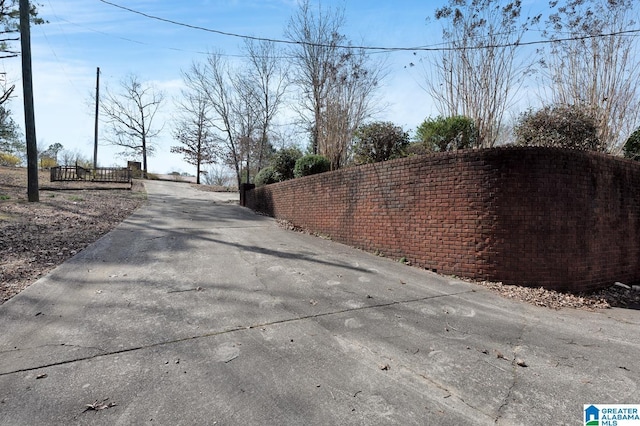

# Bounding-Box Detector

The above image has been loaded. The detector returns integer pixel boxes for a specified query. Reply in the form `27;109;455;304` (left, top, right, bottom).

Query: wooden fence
50;165;132;184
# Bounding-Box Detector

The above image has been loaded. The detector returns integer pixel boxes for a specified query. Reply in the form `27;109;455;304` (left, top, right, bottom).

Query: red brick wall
245;147;640;292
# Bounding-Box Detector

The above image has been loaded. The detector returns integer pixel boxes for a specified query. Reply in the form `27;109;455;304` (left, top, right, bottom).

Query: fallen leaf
515;359;528;367
83;399;117;412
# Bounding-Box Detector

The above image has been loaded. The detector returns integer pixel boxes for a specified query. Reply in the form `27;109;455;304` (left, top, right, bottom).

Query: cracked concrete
494;363;518;424
1;180;639;425
493;311;529;424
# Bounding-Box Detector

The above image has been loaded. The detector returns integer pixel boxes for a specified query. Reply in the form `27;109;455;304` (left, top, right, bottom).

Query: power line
98;0;640;53
48;15;249;58
96;0;428;52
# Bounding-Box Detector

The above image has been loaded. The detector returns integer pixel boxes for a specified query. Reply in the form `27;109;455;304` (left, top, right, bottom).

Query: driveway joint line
0;289;474;377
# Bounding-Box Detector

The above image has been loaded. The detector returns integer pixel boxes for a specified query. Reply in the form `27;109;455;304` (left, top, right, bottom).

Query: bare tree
202;164;235;187
426;0;540;147
243;39;288;171
100;74;165;177
321;47;383;169
0;74;14;106
183;43;288;188
231;71;261;183
285;0;383;169
184;54;246;188
59;148;92;168
540;0;640;153
170;88;219;184
285;0;345;156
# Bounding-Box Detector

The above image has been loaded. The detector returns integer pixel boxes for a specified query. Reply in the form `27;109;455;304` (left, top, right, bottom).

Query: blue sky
5;0;547;174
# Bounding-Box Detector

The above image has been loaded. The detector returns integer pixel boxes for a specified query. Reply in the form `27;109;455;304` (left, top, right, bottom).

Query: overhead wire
96;0;448;53
47;15;268;59
97;0;640;53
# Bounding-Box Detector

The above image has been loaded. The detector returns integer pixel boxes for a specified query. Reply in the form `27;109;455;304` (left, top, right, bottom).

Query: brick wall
245;147;640;293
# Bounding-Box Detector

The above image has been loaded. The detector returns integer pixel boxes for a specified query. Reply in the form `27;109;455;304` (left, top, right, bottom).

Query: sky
4;0;548;175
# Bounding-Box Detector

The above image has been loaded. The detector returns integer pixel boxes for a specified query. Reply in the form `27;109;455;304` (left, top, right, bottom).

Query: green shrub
415;116;479;152
272;147;302;181
254;166;281;186
294;154;331;178
514;104;604;152
0;152;21;167
352;121;409;165
623;128;640;161
405;143;430;156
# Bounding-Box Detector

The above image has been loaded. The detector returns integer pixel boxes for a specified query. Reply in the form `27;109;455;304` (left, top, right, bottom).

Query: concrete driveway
0;180;638;425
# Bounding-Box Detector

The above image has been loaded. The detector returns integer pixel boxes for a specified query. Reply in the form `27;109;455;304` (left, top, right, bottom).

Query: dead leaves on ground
0;167;145;304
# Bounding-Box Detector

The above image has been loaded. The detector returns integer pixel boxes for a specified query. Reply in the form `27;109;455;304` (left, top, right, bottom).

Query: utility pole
20;0;38;202
93;67;100;170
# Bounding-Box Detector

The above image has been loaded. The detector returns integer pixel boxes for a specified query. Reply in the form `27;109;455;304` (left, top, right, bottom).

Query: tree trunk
142;134;148;179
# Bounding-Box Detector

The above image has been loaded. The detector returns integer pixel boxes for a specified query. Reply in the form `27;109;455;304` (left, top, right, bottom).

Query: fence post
240;183;255;207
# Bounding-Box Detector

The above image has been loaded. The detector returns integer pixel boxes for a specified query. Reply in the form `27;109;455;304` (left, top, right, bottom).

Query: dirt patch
0;166;146;304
